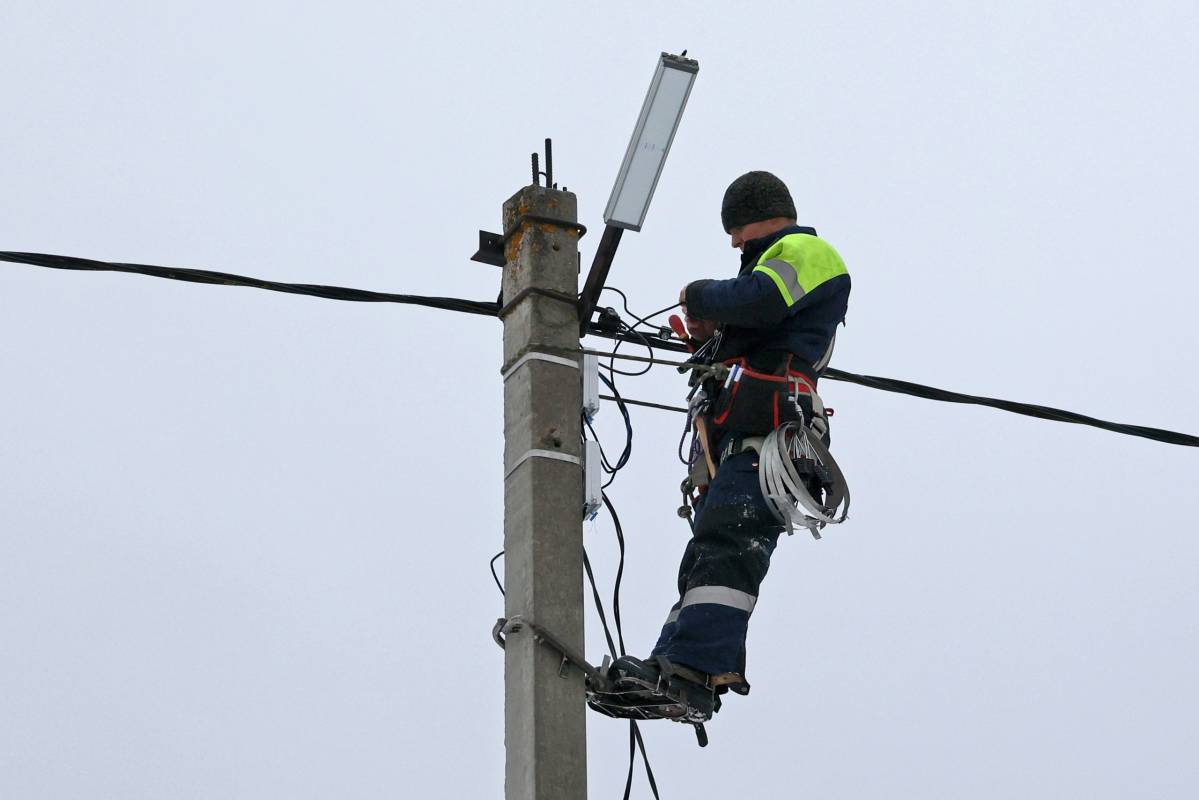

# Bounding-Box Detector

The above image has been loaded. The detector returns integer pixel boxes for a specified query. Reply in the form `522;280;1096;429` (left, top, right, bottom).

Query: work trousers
651;450;784;677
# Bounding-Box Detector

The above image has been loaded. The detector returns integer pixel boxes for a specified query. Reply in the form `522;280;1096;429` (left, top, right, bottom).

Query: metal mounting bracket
492;615;607;686
471;230;506;267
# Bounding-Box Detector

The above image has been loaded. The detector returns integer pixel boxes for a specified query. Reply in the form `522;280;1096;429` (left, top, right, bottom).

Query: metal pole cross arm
577;225;624;336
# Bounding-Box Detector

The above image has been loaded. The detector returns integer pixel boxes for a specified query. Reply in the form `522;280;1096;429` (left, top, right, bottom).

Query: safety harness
678;330;850;538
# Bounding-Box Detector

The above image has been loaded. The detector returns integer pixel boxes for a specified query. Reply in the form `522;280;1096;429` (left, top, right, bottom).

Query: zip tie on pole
501;351;580;382
496;286;579;319
504;448;582;479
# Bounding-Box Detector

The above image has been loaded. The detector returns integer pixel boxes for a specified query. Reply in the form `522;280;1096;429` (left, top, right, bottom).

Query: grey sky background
2;2;1197;798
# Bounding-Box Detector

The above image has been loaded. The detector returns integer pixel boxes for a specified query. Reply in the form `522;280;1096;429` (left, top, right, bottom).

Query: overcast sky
3;2;1197;798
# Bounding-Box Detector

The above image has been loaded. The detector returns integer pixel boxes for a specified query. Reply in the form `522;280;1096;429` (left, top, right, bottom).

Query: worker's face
727;218;793;251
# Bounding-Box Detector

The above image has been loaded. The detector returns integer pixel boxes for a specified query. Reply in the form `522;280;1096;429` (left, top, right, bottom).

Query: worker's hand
679;284;715;341
685;316;716;343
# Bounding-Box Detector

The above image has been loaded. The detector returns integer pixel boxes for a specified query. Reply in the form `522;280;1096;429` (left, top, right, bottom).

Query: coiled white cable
758;421;850;538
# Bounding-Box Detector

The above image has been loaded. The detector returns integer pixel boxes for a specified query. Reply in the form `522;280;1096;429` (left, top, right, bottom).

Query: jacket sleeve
684;272;790;328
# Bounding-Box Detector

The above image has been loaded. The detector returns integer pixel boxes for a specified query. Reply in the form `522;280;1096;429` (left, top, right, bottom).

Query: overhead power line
0;250;499;317
4;249;1196;448
584;330;1199;449
821;369;1199;447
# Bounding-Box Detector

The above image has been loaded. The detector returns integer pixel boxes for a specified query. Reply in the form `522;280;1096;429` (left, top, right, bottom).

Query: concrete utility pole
500;184;587;800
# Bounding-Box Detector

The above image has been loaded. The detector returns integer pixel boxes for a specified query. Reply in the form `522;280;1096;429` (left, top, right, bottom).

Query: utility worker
594;171;851;723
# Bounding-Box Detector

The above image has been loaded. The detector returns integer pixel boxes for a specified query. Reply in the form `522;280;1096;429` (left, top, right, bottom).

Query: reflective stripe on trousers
664;585;758;624
652;451;782;676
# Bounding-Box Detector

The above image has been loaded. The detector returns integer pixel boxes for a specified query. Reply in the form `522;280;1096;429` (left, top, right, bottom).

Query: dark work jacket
684;225;851;379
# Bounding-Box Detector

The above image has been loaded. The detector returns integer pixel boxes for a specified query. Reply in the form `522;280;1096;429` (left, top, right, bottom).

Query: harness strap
719;434;765;465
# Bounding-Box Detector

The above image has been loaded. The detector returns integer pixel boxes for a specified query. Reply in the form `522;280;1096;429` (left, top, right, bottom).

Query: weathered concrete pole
500;184;587;800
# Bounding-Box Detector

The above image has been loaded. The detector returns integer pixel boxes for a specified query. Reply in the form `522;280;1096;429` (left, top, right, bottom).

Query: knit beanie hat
720;171;796;232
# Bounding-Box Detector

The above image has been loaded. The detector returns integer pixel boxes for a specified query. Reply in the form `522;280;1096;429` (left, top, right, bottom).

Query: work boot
710;671;751;696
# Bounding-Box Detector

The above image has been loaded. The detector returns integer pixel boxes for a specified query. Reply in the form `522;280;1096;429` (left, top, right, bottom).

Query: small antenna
531;152;540;187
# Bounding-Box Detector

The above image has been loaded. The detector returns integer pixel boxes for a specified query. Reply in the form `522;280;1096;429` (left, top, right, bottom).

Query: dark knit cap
720;171;796;232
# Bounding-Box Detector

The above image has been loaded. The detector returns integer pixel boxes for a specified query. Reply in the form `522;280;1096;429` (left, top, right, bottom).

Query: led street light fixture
603;52;699;232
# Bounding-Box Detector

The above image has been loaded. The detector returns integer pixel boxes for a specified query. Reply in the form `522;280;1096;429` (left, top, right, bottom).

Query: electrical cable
1;251;500;316
492;538;658;799
601;288;680;336
822;368;1199;448
490;551;505;596
606;325;656;377
595;374;633;487
584;496;662;800
586;417;628;489
603;287;677;333
600;395;688;414
587;420;618;474
600;287;658;378
10;248;1189;447
582;345;660;800
626;723;661;800
582;326;1199;448
583;548;621;660
636;301;683;328
606;337;656;377
602;493;629;658
491;502;657;798
583;349;689;368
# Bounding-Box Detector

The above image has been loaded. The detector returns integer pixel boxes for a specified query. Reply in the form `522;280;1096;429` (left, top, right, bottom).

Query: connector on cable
595;307;623;333
584;440;603;520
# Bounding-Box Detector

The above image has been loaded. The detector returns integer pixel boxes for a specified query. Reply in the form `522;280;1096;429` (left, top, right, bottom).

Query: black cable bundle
0;251;500;316
6;248;1195;447
580;288;667;799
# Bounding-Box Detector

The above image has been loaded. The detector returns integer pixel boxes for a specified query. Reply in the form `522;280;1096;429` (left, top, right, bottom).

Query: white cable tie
502;352;580;382
505;448;582;478
758;423;848;535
